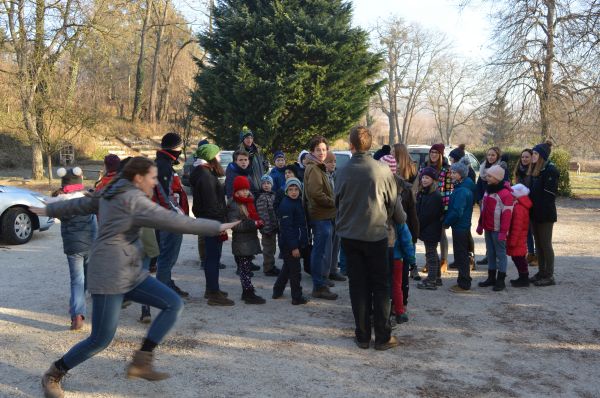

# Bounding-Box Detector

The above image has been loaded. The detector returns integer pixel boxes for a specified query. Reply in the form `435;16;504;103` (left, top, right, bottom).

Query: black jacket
190;165;226;222
396;176;419;244
530;161;559;223
416;188;443;243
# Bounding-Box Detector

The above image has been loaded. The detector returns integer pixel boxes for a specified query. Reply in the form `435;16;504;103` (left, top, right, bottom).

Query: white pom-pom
72;167;83;176
56;168;67;178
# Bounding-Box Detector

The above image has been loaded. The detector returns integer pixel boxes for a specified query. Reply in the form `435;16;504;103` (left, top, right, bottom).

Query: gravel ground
1;199;599;398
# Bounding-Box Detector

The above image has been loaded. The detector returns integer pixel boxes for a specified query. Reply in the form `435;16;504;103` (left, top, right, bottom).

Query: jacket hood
511;183;530;198
102;178;137;200
456;177;475;190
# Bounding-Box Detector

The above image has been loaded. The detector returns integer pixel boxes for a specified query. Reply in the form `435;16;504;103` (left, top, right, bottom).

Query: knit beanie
450;156;470;179
260;174;273;186
430;143;445;154
104;154;121;173
448;144;466;162
325;151;336;163
373;145;391;160
233;176;250;192
273;151;285;161
195;144;220;161
57;167;83;188
532;141;552;161
486;164;505;181
239;126;254;142
420;166;438;180
197;138;209;148
285;177;302;194
380;154;397;174
161;132;183;149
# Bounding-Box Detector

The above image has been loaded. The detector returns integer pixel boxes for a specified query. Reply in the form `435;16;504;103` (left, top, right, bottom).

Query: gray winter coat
45;179;221;294
227;200;262;257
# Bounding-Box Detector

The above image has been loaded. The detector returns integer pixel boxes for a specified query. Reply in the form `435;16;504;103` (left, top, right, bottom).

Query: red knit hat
233;176;250;192
430;143;445;154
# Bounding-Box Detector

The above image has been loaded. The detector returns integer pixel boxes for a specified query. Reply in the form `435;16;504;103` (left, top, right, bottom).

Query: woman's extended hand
219;221;241;232
29;206;47;216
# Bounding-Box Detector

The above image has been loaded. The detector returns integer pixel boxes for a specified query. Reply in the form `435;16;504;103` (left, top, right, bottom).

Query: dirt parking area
1;198;599;397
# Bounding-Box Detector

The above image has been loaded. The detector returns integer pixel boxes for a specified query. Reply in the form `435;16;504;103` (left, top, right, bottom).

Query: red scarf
233;195;260;221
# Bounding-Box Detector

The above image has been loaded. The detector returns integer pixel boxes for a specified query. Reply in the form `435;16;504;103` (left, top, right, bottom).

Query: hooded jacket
303;156;336;221
47;191;97;255
444;177;475;232
507;184;533;257
45;179;221;294
529;161;559;223
277;195;309;251
190;165;227;222
224;162;254;198
269;166;286;192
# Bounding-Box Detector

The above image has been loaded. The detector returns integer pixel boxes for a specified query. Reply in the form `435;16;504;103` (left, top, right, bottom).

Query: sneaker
292;296;309;305
172;284;189;298
311;286;338;300
476;256;488;265
264;267;280;277
449;284;471;294
206;291;235;306
435;278;443;286
70;315;84;330
417;280;437;290
374;336;399;351
329;272;347;282
139;306;151;323
354;338;370;349
242;289;266;304
533;277;556;287
395;313;409;324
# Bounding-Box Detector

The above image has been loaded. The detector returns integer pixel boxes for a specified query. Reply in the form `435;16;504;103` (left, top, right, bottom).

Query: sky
174;0;493;59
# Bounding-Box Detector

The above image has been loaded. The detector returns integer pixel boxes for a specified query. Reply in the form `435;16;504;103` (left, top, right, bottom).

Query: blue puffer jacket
444;177;475;232
49;192;97;255
277;195;308;251
269;166;286;192
224;162;254;198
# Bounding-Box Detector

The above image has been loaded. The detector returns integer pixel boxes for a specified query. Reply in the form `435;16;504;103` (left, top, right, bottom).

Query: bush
470;146;572;197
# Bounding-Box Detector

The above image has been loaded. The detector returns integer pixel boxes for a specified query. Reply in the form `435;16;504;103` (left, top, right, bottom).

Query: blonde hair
418;176;438;194
393;143;417;180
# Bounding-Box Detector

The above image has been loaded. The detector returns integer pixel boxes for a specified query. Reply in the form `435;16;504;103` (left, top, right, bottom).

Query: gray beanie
450;156;470;179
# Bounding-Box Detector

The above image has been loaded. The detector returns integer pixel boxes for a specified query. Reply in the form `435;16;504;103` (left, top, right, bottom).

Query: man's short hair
233;149;249;161
349;126;372;152
308;135;329;152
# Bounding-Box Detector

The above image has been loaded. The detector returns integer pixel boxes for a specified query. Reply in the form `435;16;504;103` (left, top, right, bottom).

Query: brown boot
41;363;66;398
206;291;235;306
440;259;448;274
527;253;539;267
70;315;84;331
126;350;170;381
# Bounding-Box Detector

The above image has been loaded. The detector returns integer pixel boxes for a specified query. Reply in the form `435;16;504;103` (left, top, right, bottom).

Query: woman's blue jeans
66;253;89;319
62;276;184;369
310;220;333;289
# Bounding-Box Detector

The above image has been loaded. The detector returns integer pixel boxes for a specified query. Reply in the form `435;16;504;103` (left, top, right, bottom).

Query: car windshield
219;152;233;169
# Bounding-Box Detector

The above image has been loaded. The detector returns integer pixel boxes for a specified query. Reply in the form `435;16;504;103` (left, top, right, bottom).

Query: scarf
305;152;324;165
233;194;260;221
63;184;85;193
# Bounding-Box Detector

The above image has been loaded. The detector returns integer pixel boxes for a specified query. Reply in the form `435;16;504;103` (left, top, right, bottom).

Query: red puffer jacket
507;187;532;257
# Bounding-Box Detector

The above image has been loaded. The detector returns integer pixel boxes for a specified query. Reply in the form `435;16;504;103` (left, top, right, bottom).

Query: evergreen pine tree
190;0;382;152
484;94;514;145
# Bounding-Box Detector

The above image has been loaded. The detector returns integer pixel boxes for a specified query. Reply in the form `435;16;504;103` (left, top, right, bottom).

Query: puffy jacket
478;181;514;239
444;177;475;232
476;159;509;203
416;188;443;243
304;159;336;221
47;192;98;255
397;177;419;244
153;150;189;215
190;165;227;222
269;166;287;192
224;162;254;198
256;190;278;234
507;186;532;257
529;161;559;223
227;200;262;256
277;195;309;251
95;171;117;192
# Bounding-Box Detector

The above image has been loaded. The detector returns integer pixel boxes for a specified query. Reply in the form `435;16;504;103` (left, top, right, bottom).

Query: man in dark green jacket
335;126;398;351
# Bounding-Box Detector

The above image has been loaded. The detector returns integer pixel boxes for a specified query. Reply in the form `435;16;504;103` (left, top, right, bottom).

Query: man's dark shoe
476;256;488;265
242;289;266;304
354;338;370;349
203;290;229;299
172;284;189;298
206;291;235;306
375;336;399;351
292;296;309;305
529;272;543;283
533;277;556;287
329;272;347;282
264;267;280;277
311;286;338;300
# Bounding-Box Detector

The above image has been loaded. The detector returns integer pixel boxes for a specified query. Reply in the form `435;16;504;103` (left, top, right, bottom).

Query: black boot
493;272;506;291
510;273;530;287
242;289;266;304
478;269;497;287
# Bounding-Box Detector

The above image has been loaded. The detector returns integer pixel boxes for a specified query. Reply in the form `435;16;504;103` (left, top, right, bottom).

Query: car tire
1;207;34;244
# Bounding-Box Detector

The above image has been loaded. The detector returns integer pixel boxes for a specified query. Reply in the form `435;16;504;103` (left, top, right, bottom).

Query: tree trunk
148;0;169;123
541;0;556;140
32;140;45;180
132;0;153;122
46;152;53;184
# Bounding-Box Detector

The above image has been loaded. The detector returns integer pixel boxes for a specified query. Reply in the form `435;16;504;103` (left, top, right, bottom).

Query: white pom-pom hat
58;167;84;188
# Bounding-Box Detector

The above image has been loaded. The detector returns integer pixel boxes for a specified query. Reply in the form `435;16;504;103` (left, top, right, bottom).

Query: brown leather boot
70;315;84;331
440;259;448;274
41;363;66;398
126;350;170;381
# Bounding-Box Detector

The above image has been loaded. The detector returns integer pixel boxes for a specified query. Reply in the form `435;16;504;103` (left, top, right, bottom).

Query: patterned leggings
235;256;254;290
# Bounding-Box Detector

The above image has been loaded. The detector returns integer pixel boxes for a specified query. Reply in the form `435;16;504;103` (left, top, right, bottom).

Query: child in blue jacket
272;178;309;305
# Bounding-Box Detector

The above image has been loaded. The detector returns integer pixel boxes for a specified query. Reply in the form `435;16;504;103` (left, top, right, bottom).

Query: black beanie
161;132;183;150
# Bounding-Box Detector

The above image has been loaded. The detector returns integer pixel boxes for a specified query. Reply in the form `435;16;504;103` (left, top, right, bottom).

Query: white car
407;145;480;176
0;185;54;244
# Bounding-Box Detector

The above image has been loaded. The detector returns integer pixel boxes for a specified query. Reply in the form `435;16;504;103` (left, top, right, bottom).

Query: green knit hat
195;144;220;161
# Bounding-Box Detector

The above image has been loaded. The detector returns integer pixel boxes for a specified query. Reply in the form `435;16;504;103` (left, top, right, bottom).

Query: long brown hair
393;143;417;180
207;158;225;177
513;149;532;181
530;141;553;177
427;153;443;170
486;146;502;166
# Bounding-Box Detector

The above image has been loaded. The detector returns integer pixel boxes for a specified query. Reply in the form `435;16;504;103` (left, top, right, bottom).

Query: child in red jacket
476;165;514;291
507;184;532;287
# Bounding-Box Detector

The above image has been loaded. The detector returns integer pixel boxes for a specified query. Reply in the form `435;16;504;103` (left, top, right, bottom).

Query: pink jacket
477;181;514;241
507;184;532;257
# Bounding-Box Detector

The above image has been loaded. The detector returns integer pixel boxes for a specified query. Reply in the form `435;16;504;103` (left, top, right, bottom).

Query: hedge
470;147;571;197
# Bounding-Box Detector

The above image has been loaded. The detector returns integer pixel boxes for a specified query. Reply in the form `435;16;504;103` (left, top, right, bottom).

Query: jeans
310;220;333;289
341;237;391;345
66;253;89;318
62;276;183;369
532;222;555;277
440;228;448;261
484;231;507;272
339;246;347;274
204;236;223;292
452;229;472;289
156;230;183;287
273;249;303;300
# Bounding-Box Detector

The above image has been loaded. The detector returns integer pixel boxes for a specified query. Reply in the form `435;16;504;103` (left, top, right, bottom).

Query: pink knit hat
486;164;505;181
380;154;397;174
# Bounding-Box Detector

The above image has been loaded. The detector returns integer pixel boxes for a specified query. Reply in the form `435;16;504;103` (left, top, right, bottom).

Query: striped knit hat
380;154;397;174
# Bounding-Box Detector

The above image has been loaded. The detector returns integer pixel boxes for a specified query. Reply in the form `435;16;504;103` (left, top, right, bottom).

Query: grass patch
571;172;600;198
